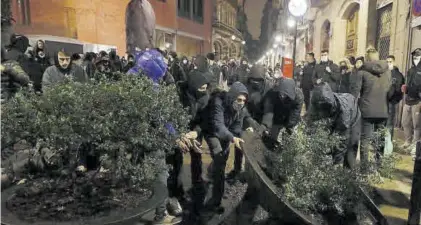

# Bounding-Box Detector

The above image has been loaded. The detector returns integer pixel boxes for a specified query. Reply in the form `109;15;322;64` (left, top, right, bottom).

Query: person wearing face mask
301;52;317;111
122;53;135;73
401;48;421;160
167;51;186;84
385;55;404;140
352;47;392;171
180;56;190;76
337;57;354;94
201;81;258;216
234;57;251;85
42;50;87;88
306;83;361;168
355;56;364;70
313;50;341;92
206;52;222;92
261;77;304;142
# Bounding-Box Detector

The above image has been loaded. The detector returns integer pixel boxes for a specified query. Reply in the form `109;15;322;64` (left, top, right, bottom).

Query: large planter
1;181;166;225
241;133;389;225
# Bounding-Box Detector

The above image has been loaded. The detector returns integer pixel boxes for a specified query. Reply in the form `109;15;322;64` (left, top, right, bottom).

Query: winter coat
309;83;361;133
169;58;187;83
1;60;30;103
81;60;96;79
352;60;392;119
206;82;255;141
389;66;405;105
337;70;354;94
35;55;52;73
42;64;88;88
404;63;421;105
24;58;44;92
301;61;316;90
262;77;304;130
246;65;275;122
313;60;341;92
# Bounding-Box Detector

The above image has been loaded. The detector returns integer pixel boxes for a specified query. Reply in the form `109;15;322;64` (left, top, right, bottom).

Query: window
16;0;31;25
177;0;203;23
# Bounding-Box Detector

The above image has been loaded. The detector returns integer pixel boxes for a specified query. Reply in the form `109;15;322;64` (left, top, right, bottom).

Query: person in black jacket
203;82;256;213
262;77;304;142
386;55;405;139
82;52;97;78
180;55;190;76
24;49;44;93
337;57;355;94
109;49;122;72
307;83;361;168
168;51;187;83
313;50;341;92
234;57;250;85
34;40;52;73
301;52;317;110
402;48;421;159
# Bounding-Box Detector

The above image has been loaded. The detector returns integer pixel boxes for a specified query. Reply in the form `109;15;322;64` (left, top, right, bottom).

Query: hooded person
337;57;355;94
122;53;135;73
168;51;187;83
109;49;122;72
262;77;304;142
352;47;392;170
234;57;250;85
402;48;421;159
307;83;361;168
42;50;88;88
81;52;96;78
7;34;30;63
1;47;30;103
201;81;258;214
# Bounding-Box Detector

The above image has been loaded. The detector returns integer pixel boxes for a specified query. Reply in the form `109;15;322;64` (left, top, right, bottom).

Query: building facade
11;0;212;56
212;0;244;59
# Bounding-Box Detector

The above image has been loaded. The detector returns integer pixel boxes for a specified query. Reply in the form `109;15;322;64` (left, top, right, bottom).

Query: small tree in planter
1;74;189;222
264;121;395;224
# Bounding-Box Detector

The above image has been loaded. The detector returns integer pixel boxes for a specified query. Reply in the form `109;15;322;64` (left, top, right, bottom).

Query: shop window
193;0;203;23
177;0;190;18
16;0;31;25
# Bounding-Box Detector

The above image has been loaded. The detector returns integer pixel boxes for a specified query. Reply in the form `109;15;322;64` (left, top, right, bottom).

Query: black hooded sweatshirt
262;77;304;129
405;61;421;105
206;82;255;141
247;65;274;122
389;66;405;105
352;60;392;119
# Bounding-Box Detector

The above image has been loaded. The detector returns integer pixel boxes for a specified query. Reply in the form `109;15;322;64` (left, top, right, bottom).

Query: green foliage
265;121;395;217
1;74;190;187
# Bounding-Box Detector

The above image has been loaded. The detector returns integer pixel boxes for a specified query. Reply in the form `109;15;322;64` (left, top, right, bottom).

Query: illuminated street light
165;43;171;49
275;35;282;42
241;40;246;45
287;18;296;28
288;0;308;17
231;35;236;40
273;44;278;48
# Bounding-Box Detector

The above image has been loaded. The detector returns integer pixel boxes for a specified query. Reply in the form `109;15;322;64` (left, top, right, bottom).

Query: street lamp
273;44;278;49
241;40;246;45
165;43;171;49
275;35;282;42
288;0;308;76
231;35;236;40
287;18;296;28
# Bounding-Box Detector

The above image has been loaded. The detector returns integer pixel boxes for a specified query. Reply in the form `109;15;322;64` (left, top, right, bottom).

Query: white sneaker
167;198;183;216
153;211;182;225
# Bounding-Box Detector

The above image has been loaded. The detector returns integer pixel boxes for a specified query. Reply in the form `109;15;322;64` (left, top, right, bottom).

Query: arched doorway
214;41;222;56
320;20;331;52
343;4;360;57
229;43;237;58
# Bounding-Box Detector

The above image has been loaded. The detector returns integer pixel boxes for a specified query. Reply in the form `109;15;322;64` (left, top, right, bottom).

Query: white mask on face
183;59;188;64
388;64;394;70
321;56;328;62
414;56;421;66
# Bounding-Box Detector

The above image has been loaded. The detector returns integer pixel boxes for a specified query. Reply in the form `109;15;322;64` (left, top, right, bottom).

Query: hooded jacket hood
310;83;336;115
194;56;209;73
228;82;248;103
248;65;265;80
273;77;296;100
53;51;73;74
187;71;209;92
361;60;388;76
10;34;29;53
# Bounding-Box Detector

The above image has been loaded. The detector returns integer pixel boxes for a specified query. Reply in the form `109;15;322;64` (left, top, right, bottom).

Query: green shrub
264;121;395;218
1;74;190;220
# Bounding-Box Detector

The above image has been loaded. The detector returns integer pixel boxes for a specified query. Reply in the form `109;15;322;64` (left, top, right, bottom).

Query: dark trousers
166;148;184;199
205;136;230;207
233;147;243;173
360;118;387;169
303;88;312;111
387;103;397;139
344;118;361;169
190;148;206;214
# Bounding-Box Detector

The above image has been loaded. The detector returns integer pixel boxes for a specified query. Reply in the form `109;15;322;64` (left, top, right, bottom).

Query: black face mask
250;80;263;90
195;90;208;99
278;93;292;104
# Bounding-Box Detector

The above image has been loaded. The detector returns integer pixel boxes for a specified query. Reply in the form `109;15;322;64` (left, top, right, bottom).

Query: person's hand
232;137;245;150
185;131;198;140
176;139;189;153
326;66;331;73
191;140;204;154
401;84;407;93
246;127;254;133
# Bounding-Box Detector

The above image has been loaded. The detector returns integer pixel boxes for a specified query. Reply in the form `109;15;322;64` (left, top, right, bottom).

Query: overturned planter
1;180;166;225
241;133;389;225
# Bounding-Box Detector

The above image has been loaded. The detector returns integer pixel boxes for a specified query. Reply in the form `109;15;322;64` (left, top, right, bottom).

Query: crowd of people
2;32;421;225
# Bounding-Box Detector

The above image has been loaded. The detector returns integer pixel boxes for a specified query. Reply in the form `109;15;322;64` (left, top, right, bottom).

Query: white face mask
414;56;421;66
388;64;394;70
183;59;188;64
321;56;328;62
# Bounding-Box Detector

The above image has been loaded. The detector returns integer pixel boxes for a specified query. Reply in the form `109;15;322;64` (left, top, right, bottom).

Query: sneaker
153;213;182;225
167;198;183;216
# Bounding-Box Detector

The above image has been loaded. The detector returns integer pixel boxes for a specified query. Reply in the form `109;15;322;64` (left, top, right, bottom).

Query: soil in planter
6;171;152;223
